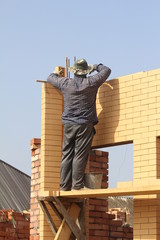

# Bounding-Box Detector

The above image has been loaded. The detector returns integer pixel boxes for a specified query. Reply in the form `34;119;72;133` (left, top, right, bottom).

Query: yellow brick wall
93;69;160;239
40;68;160;239
41;83;63;192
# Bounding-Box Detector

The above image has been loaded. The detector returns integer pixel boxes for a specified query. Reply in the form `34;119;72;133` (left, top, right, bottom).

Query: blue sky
0;0;160;187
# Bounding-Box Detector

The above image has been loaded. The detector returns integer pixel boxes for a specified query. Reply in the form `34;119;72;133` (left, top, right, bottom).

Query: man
47;59;111;191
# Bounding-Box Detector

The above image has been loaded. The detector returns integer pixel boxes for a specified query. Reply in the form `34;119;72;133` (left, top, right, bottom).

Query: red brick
30;138;41;145
34;161;41;167
33;209;40;216
31;167;39;174
89;199;108;206
31;203;38;210
89;167;108;174
89;229;109;237
89;217;110;224
34;185;40;191
89;237;109;240
94;150;103;156
101;182;108;188
89;205;108;212
89;224;109;230
31;162;35;168
30;236;40;240
110;231;124;238
30;229;37;235
30;216;38;224
34;173;40;179
34;149;40;155
33;221;39;228
95;156;108;163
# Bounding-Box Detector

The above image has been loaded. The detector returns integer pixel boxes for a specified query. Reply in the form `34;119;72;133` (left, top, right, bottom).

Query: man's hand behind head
53;66;65;77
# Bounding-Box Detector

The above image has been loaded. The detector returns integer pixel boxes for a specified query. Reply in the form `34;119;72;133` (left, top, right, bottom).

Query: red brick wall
88;150;133;240
0;210;30;240
30;138;41;240
88;150;109;239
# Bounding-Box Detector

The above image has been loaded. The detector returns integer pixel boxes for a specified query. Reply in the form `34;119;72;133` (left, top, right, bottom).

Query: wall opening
99;143;133;188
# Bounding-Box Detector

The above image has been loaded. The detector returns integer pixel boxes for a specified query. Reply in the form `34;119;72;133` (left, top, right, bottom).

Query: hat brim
69;65;93;75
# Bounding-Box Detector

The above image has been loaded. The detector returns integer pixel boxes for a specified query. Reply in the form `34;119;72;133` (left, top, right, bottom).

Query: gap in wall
99;143;133;188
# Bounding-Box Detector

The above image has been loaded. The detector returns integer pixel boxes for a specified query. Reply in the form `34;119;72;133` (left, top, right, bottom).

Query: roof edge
0;159;31;179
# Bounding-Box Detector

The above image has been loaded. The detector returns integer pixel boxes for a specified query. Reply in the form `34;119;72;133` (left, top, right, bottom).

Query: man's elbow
106;67;111;79
47;73;57;85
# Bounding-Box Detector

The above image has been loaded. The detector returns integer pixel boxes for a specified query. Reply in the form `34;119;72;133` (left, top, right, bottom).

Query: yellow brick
41;177;60;183
133;101;141;108
41;150;62;157
41;137;62;145
41;118;62;126
42;102;63;110
134;167;141;173
42;183;60;188
140;82;150;91
125;101;136;108
149;171;157;177
148;160;157;167
42;131;62;139
133;234;141;239
43;172;60;177
149;228;157;234
141;235;157;240
132;89;141;96
119;73;133;81
41;90;62;99
133;71;148;79
139;229;149;234
132;123;141;130
42;97;62;105
148;68;160;76
141;98;150;105
134;172;149;178
141;165;156;172
134;93;148;102
148;148;156;155
142;223;156;229
149;114;158;121
134;217;149;223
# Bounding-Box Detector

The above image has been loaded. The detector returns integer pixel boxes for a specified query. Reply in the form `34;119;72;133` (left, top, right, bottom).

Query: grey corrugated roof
0;159;31;212
108;196;133;226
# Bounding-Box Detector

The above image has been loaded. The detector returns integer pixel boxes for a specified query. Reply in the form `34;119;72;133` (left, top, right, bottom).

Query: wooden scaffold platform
38;179;160;240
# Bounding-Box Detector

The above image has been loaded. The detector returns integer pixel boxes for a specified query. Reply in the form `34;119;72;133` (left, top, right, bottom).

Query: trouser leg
60;125;75;191
72;124;95;190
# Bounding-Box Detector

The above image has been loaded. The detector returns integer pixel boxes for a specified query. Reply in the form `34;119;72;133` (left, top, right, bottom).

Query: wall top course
115;67;160;81
30;138;41;146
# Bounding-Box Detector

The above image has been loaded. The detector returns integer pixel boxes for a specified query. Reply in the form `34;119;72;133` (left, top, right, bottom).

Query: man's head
69;59;93;76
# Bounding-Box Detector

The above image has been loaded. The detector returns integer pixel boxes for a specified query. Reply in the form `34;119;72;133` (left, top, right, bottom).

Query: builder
47;59;111;191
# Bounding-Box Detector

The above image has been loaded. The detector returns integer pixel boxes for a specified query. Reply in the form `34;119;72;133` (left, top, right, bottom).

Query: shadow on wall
95;79;120;147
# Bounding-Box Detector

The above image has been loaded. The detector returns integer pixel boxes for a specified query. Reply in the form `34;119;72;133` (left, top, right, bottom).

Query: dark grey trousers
60;124;95;190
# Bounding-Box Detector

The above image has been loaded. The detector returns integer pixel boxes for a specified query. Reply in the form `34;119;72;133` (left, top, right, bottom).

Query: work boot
71;186;90;191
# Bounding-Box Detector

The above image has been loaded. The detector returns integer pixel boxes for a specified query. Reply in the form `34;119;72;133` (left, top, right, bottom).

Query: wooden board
39;180;160;199
54;203;80;240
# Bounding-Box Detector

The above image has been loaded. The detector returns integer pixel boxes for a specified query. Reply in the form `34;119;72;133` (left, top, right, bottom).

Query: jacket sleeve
88;64;111;87
47;73;62;90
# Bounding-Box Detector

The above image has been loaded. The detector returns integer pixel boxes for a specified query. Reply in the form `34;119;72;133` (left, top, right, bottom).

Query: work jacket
47;64;111;125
